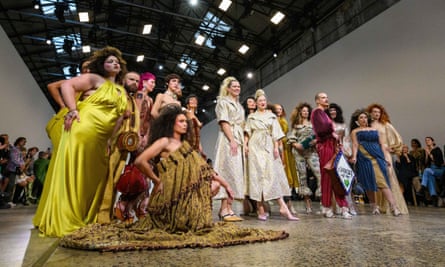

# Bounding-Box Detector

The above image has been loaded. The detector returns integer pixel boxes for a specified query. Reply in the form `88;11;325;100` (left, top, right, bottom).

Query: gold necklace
165;90;177;100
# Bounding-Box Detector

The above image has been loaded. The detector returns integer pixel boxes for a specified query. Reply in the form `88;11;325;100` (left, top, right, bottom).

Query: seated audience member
395;144;419;205
13;147;35;205
32;151;50;201
0;134;10;192
3;137;27;206
419;137;444;206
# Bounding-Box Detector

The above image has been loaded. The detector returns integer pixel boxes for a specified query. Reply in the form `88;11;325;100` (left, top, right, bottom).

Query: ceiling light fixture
189;0;198;6
179;62;187;69
142;24;152;35
238;44;250;55
202;84;210;91
217;68;226;76
82;45;91;53
246;72;253;79
195;34;206;46
136;55;144;62
270;11;285;25
218;0;232;12
78;12;89;22
32;0;40;10
45;38;52;45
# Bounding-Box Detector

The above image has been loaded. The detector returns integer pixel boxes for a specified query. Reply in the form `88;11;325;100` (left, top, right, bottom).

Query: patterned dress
60;141;289;251
213;96;245;199
33;80;128;237
245;111;289;201
289;123;321;196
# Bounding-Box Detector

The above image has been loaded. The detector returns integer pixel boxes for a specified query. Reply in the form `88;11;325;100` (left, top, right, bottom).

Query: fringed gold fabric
60;142;288;251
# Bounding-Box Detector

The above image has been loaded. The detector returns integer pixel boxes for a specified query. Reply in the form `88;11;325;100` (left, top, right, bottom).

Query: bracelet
64;110;78;119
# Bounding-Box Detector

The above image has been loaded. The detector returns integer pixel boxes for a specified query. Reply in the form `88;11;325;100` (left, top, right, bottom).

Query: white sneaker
323;207;334;218
7;202;16;207
341;211;353;219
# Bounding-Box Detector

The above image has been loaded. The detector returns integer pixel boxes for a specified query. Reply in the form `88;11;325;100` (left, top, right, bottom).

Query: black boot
431;195;439;207
416;185;427;197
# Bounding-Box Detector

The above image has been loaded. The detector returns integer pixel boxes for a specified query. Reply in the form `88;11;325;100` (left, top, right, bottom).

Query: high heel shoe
280;210;299;221
257;213;268;221
219;210;244;222
115;201;134;223
372;205;380;215
392;207;401;217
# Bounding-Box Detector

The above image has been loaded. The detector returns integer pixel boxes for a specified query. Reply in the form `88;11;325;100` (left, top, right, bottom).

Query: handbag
117;97;139;152
323;149;355;195
116;164;148;196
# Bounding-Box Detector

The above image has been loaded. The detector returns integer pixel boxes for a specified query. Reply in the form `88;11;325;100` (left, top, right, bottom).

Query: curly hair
290;102;312;127
349;109;371;132
87;46;127;84
218;76;239;97
148;104;189;146
366;103;391;123
327;103;344;123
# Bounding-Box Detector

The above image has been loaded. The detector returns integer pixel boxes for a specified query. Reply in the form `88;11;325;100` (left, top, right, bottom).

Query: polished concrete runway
1;200;445;267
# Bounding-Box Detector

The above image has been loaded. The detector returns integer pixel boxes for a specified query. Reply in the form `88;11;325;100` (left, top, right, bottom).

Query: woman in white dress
244;89;299;221
213;77;245;222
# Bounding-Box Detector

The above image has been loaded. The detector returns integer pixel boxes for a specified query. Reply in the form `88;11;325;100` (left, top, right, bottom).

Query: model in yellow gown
33;80;127;237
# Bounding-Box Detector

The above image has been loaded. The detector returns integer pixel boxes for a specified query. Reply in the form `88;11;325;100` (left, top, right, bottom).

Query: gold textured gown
60;142;288;251
372;121;409;214
278;116;299;188
33;80;127;237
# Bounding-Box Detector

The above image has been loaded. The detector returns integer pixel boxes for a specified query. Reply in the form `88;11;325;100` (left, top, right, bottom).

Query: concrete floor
2;200;445;267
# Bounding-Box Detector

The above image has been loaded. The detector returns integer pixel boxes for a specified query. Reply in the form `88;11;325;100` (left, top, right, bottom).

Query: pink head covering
138;72;156;91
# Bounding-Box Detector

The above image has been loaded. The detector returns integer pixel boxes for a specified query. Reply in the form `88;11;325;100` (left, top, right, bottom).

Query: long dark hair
327;103;344;123
349;109;371;132
148;104;189;146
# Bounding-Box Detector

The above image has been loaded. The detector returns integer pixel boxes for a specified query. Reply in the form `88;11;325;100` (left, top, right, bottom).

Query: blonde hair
219;76;238;97
254;89;266;100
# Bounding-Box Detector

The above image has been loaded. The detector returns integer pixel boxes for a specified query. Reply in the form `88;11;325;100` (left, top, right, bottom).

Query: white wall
202;0;445;158
0;26;53;150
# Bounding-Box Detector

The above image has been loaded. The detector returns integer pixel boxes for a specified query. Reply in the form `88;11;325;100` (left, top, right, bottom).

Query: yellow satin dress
33;80;127;237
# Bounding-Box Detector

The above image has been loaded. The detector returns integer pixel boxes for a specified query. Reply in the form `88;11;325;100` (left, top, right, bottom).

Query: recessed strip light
270;11;285;25
78;12;89;22
217;68;226;76
142;24;152;35
238;44;250;54
202;84;210;91
218;0;232;11
82;45;91;53
136;55;144;62
195;34;205;46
